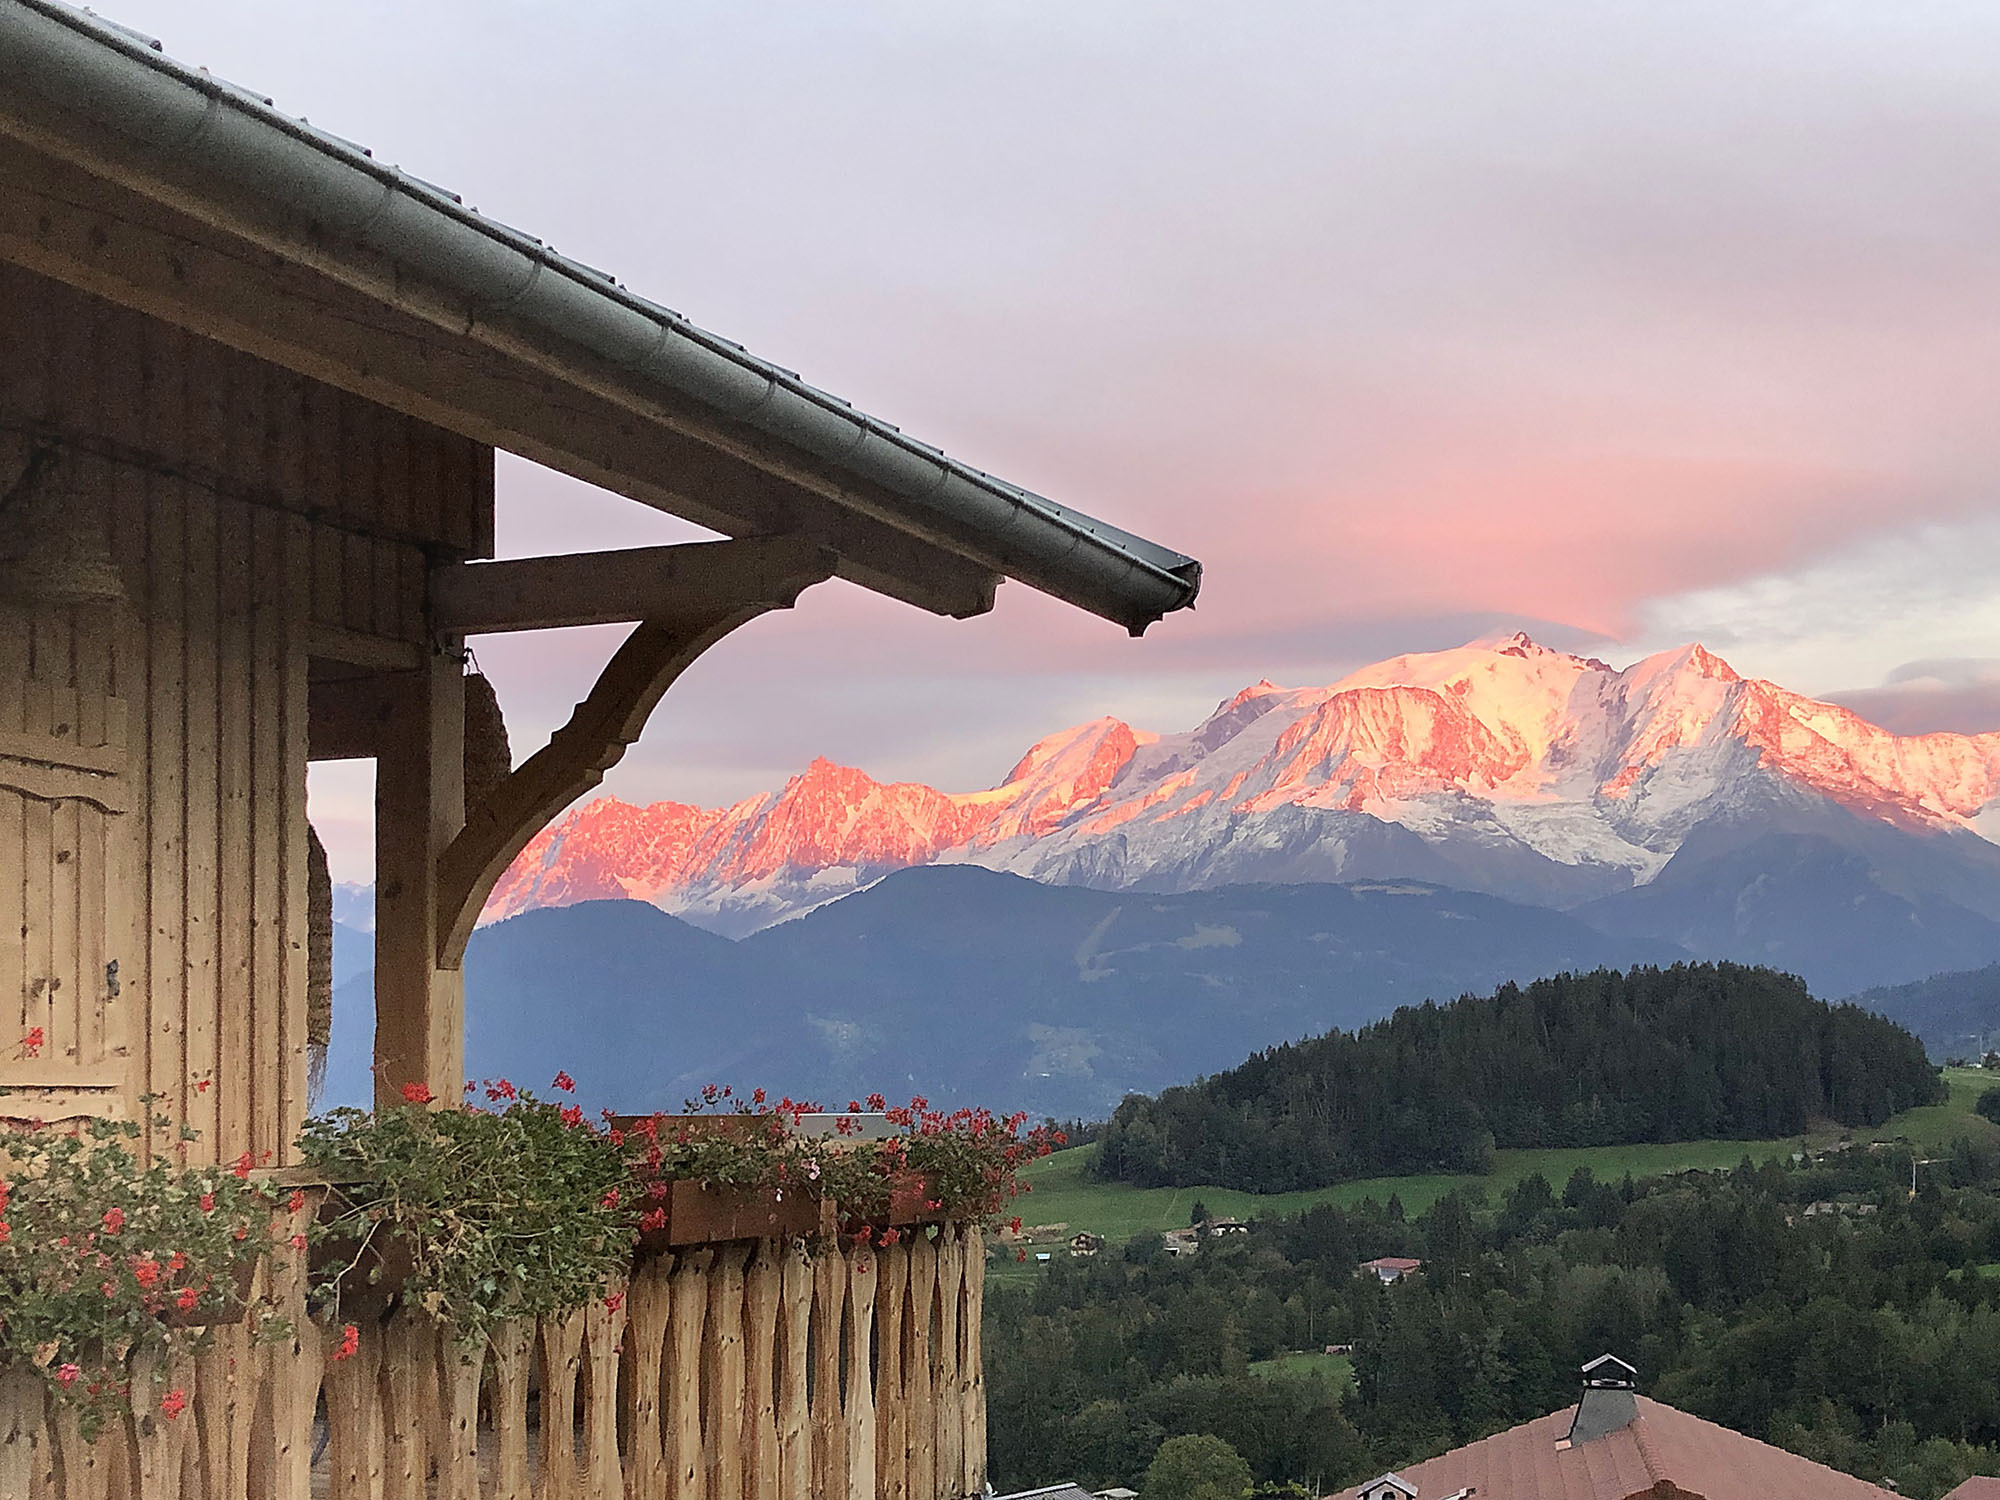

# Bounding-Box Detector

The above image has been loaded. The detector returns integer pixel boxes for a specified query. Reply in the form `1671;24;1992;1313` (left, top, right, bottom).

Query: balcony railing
2;1216;988;1500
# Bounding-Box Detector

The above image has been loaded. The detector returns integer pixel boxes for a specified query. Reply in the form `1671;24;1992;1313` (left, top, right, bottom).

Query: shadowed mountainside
324;867;1686;1119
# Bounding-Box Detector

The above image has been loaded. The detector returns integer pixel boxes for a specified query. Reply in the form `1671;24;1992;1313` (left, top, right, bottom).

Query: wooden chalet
0;2;1198;1495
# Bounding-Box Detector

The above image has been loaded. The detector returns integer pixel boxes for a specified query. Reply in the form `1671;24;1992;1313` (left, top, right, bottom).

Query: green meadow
1000;1066;1999;1257
1248;1350;1355;1392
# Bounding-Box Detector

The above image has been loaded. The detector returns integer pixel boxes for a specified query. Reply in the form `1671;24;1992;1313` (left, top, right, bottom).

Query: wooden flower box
636;1179;823;1251
309;1230;419;1318
158;1255;258;1327
887;1172;947;1227
840;1171;947;1232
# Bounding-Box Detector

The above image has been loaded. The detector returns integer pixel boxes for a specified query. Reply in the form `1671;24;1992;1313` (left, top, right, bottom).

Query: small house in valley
1361;1255;1424;1284
0;2;1198;1496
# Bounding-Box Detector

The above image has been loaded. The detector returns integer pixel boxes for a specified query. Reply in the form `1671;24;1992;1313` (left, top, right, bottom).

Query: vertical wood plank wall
0;262;493;1162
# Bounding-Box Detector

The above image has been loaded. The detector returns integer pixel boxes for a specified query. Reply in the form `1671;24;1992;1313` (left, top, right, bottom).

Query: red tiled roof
1944;1480;2000;1500
1392;1395;1890;1500
1362;1257;1423;1271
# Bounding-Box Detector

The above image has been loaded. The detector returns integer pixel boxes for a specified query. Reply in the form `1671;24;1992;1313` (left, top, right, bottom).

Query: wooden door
0;653;138;1120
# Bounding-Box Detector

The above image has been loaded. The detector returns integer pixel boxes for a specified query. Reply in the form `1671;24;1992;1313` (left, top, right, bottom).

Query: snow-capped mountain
484;634;2000;946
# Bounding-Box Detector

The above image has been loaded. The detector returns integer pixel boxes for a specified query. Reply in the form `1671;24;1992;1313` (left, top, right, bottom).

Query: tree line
985;1136;2000;1499
1095;963;1942;1191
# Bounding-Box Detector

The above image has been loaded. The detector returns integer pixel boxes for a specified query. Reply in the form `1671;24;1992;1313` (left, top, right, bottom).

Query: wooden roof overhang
0;0;1202;634
0;0;1202;1115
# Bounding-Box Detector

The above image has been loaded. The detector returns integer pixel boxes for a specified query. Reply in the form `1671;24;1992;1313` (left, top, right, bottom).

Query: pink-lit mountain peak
483;635;2000;936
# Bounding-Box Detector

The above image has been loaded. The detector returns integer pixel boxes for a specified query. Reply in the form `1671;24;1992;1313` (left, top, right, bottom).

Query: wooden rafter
431;536;838;967
431;537;838;636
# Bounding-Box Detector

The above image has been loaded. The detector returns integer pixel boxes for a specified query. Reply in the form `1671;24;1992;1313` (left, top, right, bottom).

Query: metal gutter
0;0;1202;634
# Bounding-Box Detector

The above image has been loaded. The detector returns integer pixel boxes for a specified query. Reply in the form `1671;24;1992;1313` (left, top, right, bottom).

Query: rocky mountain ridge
483;634;2000;938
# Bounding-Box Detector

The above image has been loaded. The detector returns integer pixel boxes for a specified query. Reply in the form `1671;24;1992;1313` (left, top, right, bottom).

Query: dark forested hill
1094;963;1944;1191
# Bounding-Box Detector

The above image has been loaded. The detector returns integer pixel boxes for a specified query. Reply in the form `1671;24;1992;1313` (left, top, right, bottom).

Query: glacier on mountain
481;633;2000;937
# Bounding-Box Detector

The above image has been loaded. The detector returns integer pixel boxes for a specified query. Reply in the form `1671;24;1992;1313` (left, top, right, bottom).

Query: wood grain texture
0;258;489;1155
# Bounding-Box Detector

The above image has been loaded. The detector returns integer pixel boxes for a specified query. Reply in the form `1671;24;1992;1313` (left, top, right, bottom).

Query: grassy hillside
1002;1066;1998;1261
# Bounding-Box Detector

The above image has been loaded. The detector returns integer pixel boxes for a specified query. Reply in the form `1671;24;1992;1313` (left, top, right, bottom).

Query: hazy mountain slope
321;869;1687;1120
1579;811;2000;995
1854;962;2000;1061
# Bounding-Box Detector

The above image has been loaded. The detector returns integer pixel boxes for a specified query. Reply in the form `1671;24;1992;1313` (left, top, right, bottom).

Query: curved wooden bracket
432;536;838;967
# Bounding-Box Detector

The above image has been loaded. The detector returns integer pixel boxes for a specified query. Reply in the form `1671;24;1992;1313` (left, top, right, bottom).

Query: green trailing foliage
296;1077;1060;1345
0;1103;288;1436
297;1079;636;1343
1096;963;1943;1191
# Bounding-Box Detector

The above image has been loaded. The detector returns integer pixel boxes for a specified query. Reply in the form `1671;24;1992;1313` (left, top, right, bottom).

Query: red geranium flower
330;1324;360;1362
400;1082;433;1105
552;1071;576;1093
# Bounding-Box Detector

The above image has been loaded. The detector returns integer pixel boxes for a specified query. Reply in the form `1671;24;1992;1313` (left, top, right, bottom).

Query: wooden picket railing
2;1218;988;1500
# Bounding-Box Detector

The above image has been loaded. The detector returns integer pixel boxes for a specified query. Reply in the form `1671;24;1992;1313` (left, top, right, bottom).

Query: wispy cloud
144;0;2000;873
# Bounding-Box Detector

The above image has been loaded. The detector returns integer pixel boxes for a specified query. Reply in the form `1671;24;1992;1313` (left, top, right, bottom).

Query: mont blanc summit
484;635;2000;952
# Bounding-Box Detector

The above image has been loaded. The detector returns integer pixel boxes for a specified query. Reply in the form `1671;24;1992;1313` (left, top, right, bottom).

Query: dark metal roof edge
0;0;1202;633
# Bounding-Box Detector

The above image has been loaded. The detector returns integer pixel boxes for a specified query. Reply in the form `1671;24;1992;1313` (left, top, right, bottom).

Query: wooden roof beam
431;536;838;968
430;537;837;635
0;132;1002;620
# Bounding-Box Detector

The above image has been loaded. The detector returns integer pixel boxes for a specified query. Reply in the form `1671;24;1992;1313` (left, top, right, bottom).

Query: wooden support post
844;1248;879;1500
810;1248;849;1500
875;1243;910;1500
538;1307;587;1500
935;1232;965;1495
488;1321;537;1500
584;1286;629;1500
906;1235;938;1500
371;649;465;1110
379;1314;431;1500
778;1242;815;1500
0;1369;48;1500
624;1255;675;1498
964;1226;987;1497
744;1241;785;1500
666;1249;713;1500
435;1328;485;1500
704;1246;749;1500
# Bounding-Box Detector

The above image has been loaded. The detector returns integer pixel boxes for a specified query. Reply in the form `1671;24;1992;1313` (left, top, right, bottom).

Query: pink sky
103;1;2000;879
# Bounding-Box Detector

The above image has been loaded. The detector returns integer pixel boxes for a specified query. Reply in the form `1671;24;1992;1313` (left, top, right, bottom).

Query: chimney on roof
1565;1354;1640;1445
